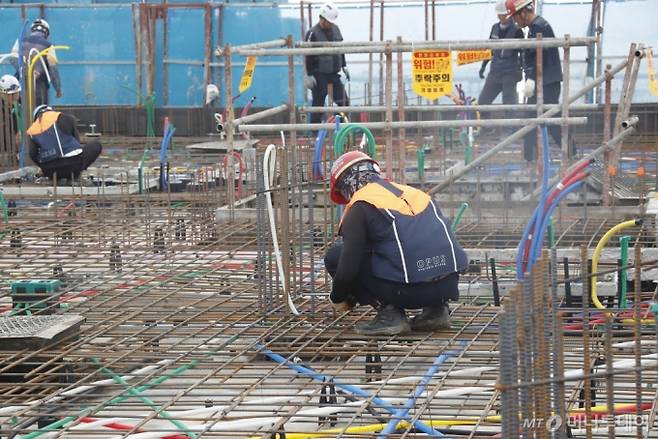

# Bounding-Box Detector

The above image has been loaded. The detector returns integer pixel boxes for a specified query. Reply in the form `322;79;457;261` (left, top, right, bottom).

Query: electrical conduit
264;144;299;315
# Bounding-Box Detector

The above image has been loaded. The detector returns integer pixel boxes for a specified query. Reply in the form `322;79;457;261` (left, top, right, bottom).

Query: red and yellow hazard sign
239;56;257;94
412;50;452;100
456;50;492;66
647;48;658;97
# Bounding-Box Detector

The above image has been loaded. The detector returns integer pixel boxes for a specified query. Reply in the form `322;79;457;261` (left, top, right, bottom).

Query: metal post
396;36;406;183
385;43;393;180
536;33;544;175
602;64;612;206
224;44;235;221
561;35;571;169
368;0;374;105
378;1;384;106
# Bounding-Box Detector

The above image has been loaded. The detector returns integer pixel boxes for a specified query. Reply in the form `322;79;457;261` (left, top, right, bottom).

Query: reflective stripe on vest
340;180;468;283
27;112;81;163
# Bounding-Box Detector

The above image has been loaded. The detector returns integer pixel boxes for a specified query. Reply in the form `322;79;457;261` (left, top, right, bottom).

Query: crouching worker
27;105;101;181
324;151;468;336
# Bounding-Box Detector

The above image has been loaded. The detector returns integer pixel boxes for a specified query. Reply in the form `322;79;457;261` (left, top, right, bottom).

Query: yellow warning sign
647;48;658;97
456;50;492;66
412;50;452;100
239;56;257;94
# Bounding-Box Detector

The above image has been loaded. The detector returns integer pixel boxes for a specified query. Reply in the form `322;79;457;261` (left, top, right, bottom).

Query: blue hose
159;125;175;190
529;181;584;268
255;344;443;437
517;126;551;278
377;347;463;438
312;116;341;180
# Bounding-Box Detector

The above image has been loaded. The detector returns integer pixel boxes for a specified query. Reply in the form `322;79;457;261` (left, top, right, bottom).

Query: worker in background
0;74;22;151
27;105;101;181
304;2;350;125
506;0;564;161
324;151;469;336
11;19;63;107
477;0;524;132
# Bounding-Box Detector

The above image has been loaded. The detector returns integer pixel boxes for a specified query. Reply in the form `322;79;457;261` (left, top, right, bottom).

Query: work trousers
36;141;102;180
309;72;349;124
523;81;562;162
323;243;459;310
34;78;50;107
477;73;519;120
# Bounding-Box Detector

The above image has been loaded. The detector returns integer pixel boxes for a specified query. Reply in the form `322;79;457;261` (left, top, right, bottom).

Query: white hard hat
495;0;508;15
0;74;20;94
31;18;50;37
205;83;219;105
319;2;339;23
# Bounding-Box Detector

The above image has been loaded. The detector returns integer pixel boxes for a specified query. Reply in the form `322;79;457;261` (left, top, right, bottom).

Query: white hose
0;360;173;417
264;142;299;315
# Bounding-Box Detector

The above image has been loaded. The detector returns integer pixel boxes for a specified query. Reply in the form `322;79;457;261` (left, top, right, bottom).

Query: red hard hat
505;0;533;18
329;150;378;204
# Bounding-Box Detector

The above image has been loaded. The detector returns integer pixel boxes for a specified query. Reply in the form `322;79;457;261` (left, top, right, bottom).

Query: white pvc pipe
264;143;299;315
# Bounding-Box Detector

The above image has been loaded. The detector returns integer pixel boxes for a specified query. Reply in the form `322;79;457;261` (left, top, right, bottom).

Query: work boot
411;303;451;331
354;305;410;336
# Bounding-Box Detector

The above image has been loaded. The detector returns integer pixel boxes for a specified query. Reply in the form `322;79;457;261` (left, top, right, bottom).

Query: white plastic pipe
264;143;299;315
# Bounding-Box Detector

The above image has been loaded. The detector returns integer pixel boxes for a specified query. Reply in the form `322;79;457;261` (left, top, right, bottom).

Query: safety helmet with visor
330;150;380;204
33;104;53;121
31;18;50;37
505;0;533;18
0;75;21;95
319;2;339;24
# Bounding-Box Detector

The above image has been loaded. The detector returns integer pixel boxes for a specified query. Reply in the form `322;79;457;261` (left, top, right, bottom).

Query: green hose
334;124;376;158
416;148;425;181
548;217;555;249
619;235;630;308
451;202;469;232
145;93;156;138
0;191;8;225
24;333;242;439
90;358;197;439
138;148;149;194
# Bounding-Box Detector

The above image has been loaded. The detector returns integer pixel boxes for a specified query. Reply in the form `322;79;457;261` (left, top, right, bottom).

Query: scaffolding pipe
215;38;287;56
301;103;601;113
428;56;630;195
236;117;586;133
232;104;288;126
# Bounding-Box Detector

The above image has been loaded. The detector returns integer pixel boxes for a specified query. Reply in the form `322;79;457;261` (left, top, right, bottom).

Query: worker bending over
324;151;469;336
27;105;101;181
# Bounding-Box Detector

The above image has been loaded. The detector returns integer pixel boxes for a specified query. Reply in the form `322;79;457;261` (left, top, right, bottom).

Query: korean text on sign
411;50;452;100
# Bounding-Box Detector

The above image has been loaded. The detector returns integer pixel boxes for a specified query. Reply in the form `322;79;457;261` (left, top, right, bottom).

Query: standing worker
27;105;101;181
0;74;22;153
304;2;350;124
12;19;63;107
506;0;564;161
477;0;524;130
324;151;469;336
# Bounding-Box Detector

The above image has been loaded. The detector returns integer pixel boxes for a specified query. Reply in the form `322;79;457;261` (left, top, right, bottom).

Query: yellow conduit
260;402;652;439
591;219;641;310
26;45;70;118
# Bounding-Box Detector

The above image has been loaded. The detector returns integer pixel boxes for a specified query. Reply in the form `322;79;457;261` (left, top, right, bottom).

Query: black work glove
478;66;486;79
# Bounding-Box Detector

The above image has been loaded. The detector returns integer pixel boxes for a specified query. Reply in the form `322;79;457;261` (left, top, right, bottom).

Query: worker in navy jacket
324;151;468;336
506;0;565;160
27;105;101;181
478;0;524;125
304;2;350;124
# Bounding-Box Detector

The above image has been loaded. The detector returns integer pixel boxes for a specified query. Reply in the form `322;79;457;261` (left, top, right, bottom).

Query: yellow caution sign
412;50;452;100
239;56;257;94
456;50;492;66
648;48;658;97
